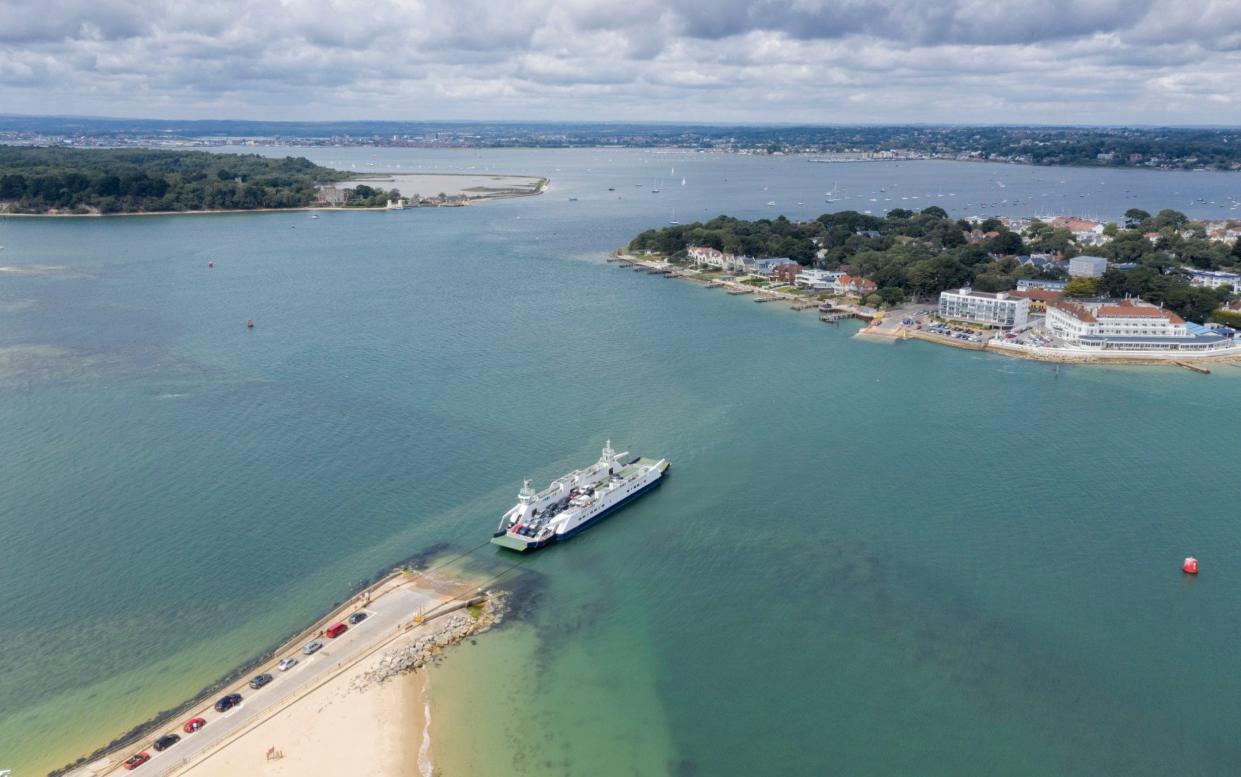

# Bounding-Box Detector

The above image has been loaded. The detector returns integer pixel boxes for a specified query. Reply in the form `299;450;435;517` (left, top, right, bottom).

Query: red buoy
1183;557;1199;575
246;319;254;329
207;261;214;268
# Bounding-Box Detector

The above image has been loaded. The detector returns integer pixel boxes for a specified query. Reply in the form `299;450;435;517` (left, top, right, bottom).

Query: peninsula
625;207;1241;365
0;147;547;215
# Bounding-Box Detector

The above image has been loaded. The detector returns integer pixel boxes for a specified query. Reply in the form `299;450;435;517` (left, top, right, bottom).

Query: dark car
348;611;368;625
153;734;181;752
123;753;150;770
214;692;243;712
249;673;273;690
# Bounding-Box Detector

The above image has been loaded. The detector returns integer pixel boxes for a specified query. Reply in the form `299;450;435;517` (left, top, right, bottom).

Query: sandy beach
175;637;430;777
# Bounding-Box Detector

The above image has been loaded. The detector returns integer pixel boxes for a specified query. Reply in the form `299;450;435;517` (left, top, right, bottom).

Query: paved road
94;584;442;777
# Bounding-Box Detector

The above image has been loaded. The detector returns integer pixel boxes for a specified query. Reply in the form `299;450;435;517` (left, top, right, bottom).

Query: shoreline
619;252;1241;369
0;173;548;218
52;566;507;777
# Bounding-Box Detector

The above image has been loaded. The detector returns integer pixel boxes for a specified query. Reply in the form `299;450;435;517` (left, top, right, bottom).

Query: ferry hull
491;468;666;553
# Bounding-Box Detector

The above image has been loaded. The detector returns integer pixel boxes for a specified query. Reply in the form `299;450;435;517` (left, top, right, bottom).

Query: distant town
625;206;1241;364
4;115;1241;170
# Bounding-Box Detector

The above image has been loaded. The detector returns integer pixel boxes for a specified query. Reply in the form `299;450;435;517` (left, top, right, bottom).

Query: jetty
1175;361;1211;374
791;301;819;311
754;295;782;303
727;287;755;295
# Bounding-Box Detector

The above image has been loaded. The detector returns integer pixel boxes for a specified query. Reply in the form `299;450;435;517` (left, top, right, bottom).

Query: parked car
303;640;323;655
153;734;181;752
123;753;150;770
249;673;273;690
348;612;368;625
182;717;206;734
214;693;243;712
278;657;298;672
325;622;348;638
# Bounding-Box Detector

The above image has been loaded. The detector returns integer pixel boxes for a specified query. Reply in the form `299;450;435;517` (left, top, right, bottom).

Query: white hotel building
938;288;1030;329
1044;298;1232;352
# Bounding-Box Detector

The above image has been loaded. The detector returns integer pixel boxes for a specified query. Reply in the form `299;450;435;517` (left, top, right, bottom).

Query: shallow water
2;150;1241;775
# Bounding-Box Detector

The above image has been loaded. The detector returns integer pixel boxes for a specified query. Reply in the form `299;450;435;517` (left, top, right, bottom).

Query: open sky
0;0;1238;124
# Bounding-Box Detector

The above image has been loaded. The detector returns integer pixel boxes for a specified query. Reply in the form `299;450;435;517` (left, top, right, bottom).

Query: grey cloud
1;0;1241;124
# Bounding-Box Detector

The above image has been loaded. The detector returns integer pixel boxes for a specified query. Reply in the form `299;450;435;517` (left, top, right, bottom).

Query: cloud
0;0;1239;123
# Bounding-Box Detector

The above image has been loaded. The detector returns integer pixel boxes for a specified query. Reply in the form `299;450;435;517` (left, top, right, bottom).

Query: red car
123;752;151;770
183;716;207;734
325;622;348;638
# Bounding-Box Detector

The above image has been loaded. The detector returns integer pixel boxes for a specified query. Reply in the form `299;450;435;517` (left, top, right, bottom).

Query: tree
1124;208;1151;229
1064;277;1098;297
877;286;907;306
920;205;948;219
1151;209;1189;230
987;231;1024;256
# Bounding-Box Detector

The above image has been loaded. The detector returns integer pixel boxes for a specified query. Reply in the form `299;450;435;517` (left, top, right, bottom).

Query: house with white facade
687;245;727;269
794;269;846;290
938;288;1030;329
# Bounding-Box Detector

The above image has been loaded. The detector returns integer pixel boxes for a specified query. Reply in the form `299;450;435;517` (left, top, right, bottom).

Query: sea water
2;149;1241;775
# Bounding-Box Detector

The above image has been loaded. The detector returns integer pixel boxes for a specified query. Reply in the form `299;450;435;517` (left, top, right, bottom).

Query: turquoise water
3;150;1241;775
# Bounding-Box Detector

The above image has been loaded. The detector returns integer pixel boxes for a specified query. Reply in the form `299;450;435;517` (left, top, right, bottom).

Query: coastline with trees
0;148;546;216
628;206;1240;325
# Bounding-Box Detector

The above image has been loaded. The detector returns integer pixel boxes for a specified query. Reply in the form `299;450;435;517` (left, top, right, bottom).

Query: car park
214;693;243;712
153;734;180;752
123;753;150;770
182;717;206;734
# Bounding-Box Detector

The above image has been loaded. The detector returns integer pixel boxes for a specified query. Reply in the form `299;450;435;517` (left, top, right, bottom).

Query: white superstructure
493;441;668;551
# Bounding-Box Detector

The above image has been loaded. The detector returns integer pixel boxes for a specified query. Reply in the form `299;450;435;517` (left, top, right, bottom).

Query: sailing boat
669;208;680;225
681;177;686;187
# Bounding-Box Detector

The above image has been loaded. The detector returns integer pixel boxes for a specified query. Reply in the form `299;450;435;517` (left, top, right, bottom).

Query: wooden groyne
754;295;782;303
1175;361;1211;374
727;287;755;295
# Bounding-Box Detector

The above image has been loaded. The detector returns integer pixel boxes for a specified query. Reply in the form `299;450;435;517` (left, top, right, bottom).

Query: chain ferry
491;441;668;552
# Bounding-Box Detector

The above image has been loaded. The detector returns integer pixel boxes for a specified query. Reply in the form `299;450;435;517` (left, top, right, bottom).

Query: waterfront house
740;257;795;277
795;269;846;290
1044;298;1232;351
314;186;351;205
833;274;878;297
769;262;801;284
938;288;1030;329
688;245;727;268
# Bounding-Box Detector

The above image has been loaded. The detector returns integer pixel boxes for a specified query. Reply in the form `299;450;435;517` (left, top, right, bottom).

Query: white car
277;657;298;671
302;641;323;656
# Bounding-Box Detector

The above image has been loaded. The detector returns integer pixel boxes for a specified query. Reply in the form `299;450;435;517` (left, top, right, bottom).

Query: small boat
766;201;776;206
